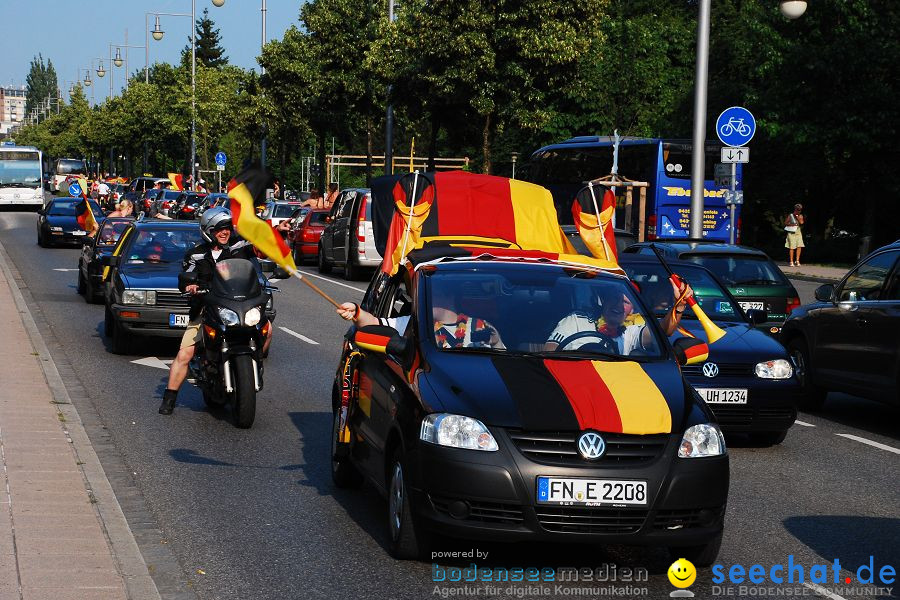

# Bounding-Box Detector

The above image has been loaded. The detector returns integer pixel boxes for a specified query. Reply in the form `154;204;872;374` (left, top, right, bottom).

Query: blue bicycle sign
716;106;756;147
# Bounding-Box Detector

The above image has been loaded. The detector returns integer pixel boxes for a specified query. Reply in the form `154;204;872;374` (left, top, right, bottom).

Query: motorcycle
181;258;275;428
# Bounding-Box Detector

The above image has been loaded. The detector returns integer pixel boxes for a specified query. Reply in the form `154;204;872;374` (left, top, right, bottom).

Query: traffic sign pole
729;162;737;244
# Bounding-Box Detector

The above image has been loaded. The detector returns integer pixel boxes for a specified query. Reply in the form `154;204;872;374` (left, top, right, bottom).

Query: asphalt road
1;210;897;600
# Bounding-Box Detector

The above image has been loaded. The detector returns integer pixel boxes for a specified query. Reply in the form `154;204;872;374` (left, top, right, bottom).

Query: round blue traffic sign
215;151;227;166
716;106;756;147
69;183;82;197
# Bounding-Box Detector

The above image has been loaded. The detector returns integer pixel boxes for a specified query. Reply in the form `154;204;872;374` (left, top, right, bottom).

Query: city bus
0;144;44;208
52;157;88;192
525;136;743;242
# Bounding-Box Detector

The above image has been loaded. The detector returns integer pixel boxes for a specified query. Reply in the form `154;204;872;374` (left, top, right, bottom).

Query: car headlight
420;414;498;451
50;226;63;232
122;290;146;305
244;307;261;326
755;359;793;379
678;423;726;458
217;307;241;326
145;291;156;305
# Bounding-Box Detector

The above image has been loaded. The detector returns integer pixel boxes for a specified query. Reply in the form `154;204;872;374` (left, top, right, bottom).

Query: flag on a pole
72;178;98;232
572;184;618;264
227;167;297;275
168;173;184;191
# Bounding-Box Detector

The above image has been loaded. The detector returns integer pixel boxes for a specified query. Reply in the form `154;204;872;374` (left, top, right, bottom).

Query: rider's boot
158;389;178;415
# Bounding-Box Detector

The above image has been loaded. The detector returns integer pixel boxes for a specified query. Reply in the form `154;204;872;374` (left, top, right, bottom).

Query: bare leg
795;247;802;266
262;325;273;355
167;344;196;391
788;248;795;265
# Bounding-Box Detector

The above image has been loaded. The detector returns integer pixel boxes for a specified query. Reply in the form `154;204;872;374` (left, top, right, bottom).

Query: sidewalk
775;261;848;283
0;255;156;598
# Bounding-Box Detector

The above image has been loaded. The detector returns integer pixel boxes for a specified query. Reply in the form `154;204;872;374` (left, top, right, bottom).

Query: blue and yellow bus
525;136;743;242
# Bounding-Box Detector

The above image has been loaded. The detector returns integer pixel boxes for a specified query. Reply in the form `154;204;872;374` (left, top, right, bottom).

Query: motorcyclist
158;207;273;415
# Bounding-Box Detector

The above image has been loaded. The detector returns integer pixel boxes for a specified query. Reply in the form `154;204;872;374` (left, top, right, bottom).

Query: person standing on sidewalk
784;203;805;266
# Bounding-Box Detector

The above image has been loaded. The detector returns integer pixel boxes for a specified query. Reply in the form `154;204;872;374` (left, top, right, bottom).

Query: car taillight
787;296;801;314
357;195;368;243
647;214;657;240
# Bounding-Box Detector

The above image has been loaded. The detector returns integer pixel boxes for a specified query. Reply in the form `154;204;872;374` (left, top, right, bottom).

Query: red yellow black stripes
353;328;394;354
682;342;709;365
227;168;296;273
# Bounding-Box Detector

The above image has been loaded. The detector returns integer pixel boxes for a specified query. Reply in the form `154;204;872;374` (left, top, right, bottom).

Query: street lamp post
384;0;397;176
511;152;519;179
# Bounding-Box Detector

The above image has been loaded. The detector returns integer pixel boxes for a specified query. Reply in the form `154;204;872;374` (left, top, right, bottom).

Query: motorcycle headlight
122;290;146;305
420;414;498;451
217;307;240;326
244;307;261;326
755;359;793;379
678;423;726;458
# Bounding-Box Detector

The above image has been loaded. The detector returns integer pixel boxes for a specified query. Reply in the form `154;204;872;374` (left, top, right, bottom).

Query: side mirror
100;255;120;267
745;309;768;325
814;284;835;302
673;337;709;366
260;259;276;274
353;325;411;360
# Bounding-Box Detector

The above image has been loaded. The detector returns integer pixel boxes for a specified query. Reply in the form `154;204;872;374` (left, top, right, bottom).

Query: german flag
74;198;98;233
380;171;576;275
227;166;297;275
168;173;184;191
572;184;618;264
353;326;395;354
492;357;672;435
682;341;709;365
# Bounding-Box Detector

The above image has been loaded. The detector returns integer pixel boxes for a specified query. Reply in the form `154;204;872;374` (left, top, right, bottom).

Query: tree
185;8;228;68
25;54;58;117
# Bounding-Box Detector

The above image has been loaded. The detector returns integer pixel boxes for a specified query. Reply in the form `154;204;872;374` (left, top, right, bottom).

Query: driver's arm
655;279;693;339
544;314;577;351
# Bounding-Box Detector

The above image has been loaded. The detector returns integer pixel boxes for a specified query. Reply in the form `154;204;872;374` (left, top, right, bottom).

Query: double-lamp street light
687;0;808;238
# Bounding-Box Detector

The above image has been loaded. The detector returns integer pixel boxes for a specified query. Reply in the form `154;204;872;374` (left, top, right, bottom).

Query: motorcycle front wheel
230;354;257;429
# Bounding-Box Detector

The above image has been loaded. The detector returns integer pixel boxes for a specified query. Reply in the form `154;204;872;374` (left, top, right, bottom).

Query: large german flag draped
227;167;297;274
73;177;98;233
492;357;672;434
379;171;576;275
572;183;618;264
168;173;184;191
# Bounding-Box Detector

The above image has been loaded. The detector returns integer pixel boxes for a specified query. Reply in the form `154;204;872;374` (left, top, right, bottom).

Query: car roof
630;240;769;257
131;220;199;230
618;253;712;270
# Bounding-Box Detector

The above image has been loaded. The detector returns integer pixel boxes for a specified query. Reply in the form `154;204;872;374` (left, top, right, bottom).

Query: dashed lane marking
297;269;366;293
131;357;173;370
279;326;319;345
794;420;815;427
803;583;849;600
835;433;900;455
53;268;78;272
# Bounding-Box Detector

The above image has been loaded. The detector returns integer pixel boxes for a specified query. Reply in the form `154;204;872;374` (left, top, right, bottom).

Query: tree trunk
482;112;492;175
365;116;373;187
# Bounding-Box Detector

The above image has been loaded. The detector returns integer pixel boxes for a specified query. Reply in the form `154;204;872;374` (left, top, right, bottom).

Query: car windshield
56;159;85;175
623;263;744;324
273;204;299;218
47;201;102;217
124;228;202;264
684;255;789;286
98;221;130;245
424;265;664;359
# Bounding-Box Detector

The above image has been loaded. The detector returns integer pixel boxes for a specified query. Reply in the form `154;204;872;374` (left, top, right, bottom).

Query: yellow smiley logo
668;558;696;588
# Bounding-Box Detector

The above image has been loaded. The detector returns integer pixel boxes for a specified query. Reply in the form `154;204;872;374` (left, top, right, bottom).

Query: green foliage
25;54;58;116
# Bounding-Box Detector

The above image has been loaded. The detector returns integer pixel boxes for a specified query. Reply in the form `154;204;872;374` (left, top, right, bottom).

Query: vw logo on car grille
577;432;606;460
702;362;720;378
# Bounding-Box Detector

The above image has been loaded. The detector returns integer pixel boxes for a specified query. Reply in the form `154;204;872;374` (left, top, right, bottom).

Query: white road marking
835;433;900;455
794;420;815;427
279;326;319;345
297;269;366;293
131;357;173;370
803;583;849;600
53;268;78;272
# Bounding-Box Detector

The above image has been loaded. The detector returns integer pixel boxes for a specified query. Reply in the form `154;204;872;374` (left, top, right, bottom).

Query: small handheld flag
572;183;618;264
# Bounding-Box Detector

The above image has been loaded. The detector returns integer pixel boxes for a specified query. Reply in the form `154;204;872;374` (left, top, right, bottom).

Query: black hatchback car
620;254;799;444
77;217;134;303
36;197;103;247
781;240;900;410
102;221;204;354
331;251;728;565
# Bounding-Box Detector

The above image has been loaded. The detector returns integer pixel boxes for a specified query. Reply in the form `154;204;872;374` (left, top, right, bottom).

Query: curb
784;273;842;285
0;239;166;600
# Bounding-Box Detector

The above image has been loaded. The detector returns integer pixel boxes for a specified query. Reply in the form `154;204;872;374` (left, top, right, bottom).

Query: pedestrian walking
784;203;805;266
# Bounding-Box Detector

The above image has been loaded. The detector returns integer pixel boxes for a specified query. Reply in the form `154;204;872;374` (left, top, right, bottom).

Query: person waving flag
72;179;98;234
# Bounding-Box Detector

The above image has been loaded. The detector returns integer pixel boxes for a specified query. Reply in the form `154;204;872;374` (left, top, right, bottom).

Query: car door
320;200;338;258
332;191;356;264
814;250;899;394
857;250;900;397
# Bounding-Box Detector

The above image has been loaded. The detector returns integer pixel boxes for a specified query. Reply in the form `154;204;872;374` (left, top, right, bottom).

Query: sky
1;0;304;104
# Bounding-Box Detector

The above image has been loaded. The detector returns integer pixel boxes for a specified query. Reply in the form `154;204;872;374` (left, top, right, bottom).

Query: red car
289;208;329;265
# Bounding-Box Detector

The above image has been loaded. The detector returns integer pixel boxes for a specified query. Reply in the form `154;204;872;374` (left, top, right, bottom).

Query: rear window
273;204;299;218
56;159;85;175
684;255;789;287
162;190;182;200
309;212;329;225
47;200;102;217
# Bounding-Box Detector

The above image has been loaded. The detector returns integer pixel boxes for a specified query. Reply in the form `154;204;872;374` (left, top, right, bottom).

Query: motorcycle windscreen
211;259;263;300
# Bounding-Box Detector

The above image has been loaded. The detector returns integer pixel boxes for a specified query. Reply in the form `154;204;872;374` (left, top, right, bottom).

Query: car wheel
104;306;114;337
38;231;48;248
344;258;359;281
292;246;303;266
387;448;429;560
76;267;86;295
110;317;132;355
670;532;722;568
317;244;332;274
751;430;788;446
787;338;826;411
331;409;363;489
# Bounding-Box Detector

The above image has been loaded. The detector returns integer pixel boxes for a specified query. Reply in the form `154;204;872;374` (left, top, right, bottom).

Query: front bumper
48;230;91;245
406;430;728;546
685;374;798;433
111;304;191;338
